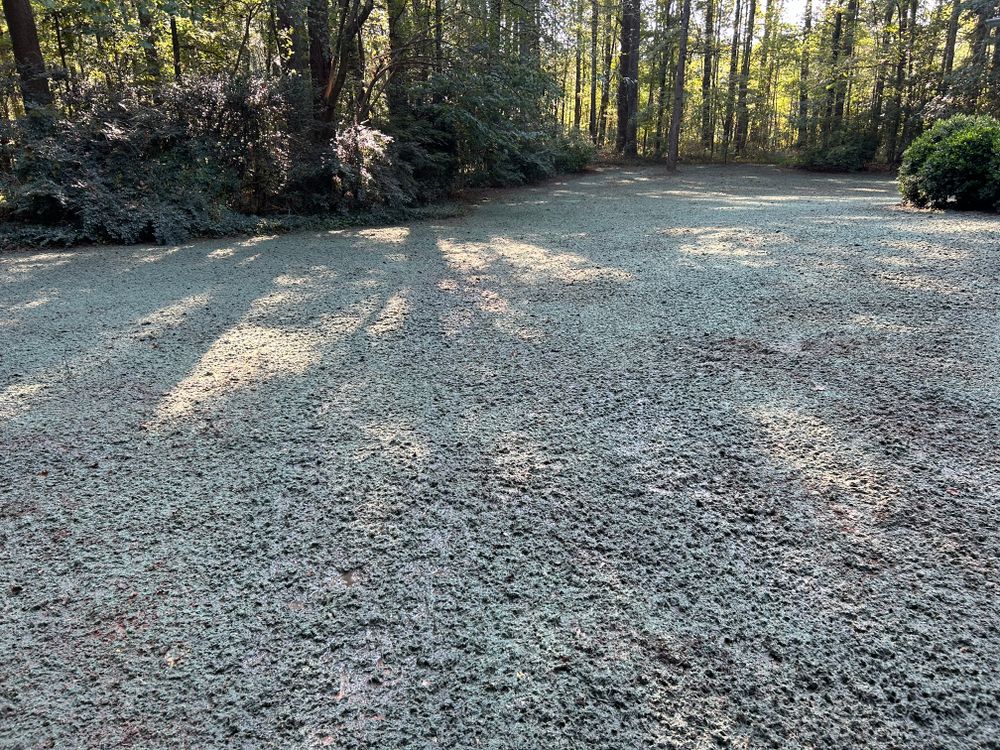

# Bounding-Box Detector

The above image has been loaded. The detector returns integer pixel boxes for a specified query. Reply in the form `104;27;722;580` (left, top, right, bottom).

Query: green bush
0;77;293;245
552;132;596;173
798;130;878;172
0;68;593;249
0;77;419;246
898;114;1000;211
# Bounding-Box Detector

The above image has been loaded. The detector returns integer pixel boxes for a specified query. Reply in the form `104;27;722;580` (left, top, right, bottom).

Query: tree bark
832;0;858;130
942;0;960;76
589;0;599;140
616;0;640;156
869;0;893;147
700;0;715;149
170;15;182;78
667;0;692;169
434;0;443;73
721;0;742;160
574;0;583;129
308;0;332;99
883;0;909;162
598;13;616;145
2;0;52;107
276;0;309;75
796;0;812;148
733;0;755;154
653;0;674;158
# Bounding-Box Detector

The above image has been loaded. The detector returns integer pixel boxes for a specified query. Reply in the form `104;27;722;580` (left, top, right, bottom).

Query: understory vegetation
0;71;588;247
1;0;999;248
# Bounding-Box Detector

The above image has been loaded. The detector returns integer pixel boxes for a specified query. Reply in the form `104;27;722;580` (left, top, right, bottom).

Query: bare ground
2;165;1000;749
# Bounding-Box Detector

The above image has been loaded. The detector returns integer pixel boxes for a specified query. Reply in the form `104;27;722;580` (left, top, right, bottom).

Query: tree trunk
324;0;375;120
832;0;858;130
308;0;332;100
170;15;182;78
589;0;599;140
822;4;842;144
276;0;309;75
796;0;812;148
883;0;909;162
733;0;755;154
752;0;774;147
653;0;674;158
518;0;541;67
574;0;583;129
721;0;742;160
2;0;52;107
700;0;715;149
598;14;616;146
942;0;960;76
386;0;408;125
869;0;893;148
667;0;692;169
616;0;640;155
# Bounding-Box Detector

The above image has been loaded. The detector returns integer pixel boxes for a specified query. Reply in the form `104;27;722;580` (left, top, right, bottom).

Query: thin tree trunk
667;0;692;169
721;0;743;161
598;14;616;146
884;0;909;162
589;0;599;140
869;0;894;148
752;0;773;146
574;0;583;129
170;16;182;78
942;0;960;76
822;4;842;144
733;0;755;154
700;0;715;149
796;0;812;148
653;0;674;158
832;0;858;130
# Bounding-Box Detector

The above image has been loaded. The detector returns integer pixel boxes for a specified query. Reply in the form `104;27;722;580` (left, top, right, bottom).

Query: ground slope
2;166;999;749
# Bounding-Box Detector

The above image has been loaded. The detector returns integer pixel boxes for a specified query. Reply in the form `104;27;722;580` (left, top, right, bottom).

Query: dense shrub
2;78;278;245
552;132;596;173
898;114;1000;211
797;130;878;172
0;69;592;249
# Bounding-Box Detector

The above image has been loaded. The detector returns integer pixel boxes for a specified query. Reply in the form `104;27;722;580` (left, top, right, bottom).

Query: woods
1;0;999;246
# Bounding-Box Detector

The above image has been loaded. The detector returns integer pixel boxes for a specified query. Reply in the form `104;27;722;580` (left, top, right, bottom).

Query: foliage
0;78;449;246
797;129;878;172
419;61;573;187
0;67;593;247
898;115;1000;212
552;131;596;173
0;76;294;245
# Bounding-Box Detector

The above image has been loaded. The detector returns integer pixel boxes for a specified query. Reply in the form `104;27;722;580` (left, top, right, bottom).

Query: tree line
0;0;1000;181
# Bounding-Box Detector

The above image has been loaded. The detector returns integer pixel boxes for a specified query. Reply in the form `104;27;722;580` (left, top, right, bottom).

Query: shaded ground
2;165;999;749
